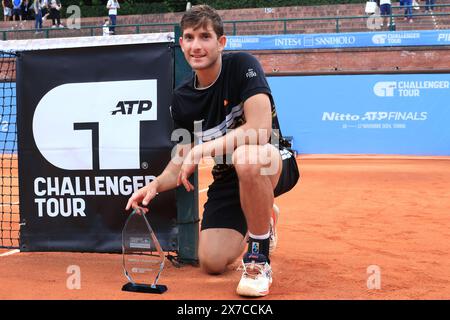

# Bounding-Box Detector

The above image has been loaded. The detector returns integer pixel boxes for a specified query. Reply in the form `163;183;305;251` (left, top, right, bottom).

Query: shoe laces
240;260;268;280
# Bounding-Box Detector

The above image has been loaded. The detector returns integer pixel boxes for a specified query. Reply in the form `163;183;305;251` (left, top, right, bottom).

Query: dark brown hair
180;4;224;38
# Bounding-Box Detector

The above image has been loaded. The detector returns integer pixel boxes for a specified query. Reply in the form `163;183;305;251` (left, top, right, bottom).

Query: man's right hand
125;179;159;213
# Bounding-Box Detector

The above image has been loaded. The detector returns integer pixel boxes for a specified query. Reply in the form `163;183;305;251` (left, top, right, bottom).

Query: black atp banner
17;43;178;252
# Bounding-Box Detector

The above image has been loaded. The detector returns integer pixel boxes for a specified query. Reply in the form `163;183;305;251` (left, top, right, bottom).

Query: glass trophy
121;208;167;294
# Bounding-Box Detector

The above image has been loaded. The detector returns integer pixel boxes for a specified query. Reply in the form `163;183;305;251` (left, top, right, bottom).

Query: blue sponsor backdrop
4;76;450;156
0;83;17;154
225;30;450;50
269;74;450;155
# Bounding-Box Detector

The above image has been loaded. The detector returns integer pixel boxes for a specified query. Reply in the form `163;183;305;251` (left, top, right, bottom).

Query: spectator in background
2;0;13;21
404;0;414;22
106;0;120;35
380;0;392;27
49;0;63;28
33;0;43;33
399;0;406;17
21;0;32;20
41;0;49;22
425;0;436;12
102;17;111;36
12;0;22;21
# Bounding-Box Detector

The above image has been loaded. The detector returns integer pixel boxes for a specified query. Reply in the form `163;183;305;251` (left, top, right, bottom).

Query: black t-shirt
171;52;289;179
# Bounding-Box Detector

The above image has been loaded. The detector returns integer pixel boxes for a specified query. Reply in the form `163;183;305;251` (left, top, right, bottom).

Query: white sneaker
269;204;279;254
236;253;272;297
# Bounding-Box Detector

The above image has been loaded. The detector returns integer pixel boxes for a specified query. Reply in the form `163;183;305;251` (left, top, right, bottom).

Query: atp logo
373;81;397;97
111;100;152;115
32;79;157;170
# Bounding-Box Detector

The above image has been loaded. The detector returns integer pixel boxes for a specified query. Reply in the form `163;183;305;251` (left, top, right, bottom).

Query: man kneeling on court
126;5;299;297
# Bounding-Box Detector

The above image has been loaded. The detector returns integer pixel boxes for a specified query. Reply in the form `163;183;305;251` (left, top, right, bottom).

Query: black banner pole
174;25;199;265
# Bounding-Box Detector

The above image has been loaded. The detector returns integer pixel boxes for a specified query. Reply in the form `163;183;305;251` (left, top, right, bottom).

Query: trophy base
122;282;168;294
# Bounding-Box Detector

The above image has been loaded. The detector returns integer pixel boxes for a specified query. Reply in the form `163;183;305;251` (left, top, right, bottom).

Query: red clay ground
1;157;450;300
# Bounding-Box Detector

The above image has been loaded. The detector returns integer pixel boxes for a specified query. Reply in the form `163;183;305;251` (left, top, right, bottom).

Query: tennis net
1;51;19;249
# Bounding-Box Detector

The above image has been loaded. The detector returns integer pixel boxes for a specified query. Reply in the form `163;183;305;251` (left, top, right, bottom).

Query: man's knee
232;145;262;179
198;229;246;275
199;251;228;275
232;145;281;179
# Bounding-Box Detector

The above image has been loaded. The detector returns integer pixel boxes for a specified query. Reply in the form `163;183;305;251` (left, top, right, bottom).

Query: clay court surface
1;156;450;300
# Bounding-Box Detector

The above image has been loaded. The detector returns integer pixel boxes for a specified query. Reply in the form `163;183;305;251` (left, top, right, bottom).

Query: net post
174;25;199;265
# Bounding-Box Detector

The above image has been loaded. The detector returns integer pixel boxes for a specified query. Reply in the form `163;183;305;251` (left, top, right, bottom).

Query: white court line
199;188;209;193
0;249;20;257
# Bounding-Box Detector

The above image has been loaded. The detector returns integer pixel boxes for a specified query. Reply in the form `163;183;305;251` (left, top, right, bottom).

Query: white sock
248;231;270;240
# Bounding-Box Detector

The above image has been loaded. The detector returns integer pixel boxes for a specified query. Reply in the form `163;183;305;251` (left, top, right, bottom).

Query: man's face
179;22;226;71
